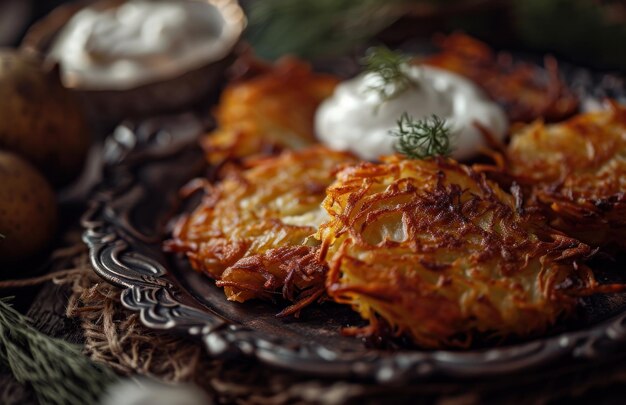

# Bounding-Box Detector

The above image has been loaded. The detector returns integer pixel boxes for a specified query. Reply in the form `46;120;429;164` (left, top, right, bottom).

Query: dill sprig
0;297;118;405
361;45;416;102
390;113;454;159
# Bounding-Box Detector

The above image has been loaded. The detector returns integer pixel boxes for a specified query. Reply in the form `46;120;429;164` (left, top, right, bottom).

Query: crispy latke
165;147;357;316
423;33;578;123
504;101;626;248
201;57;339;165
316;156;612;348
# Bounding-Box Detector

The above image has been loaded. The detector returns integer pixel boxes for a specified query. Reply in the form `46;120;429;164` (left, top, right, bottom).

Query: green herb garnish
0;297;118;405
361;45;416;102
390;113;454;159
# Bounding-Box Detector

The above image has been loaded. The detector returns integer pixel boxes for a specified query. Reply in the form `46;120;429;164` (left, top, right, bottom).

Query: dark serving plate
82;61;626;384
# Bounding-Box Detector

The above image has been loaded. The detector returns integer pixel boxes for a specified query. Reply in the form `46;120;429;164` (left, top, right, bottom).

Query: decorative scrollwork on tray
82;80;626;383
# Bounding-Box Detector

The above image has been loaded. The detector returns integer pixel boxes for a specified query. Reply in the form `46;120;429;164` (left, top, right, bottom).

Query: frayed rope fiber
1;241;366;405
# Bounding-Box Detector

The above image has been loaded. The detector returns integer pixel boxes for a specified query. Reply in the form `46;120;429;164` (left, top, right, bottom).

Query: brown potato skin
0;50;90;187
0;151;57;263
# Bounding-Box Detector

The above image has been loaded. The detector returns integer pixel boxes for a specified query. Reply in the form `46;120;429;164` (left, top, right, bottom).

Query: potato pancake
316;156;610;348
165;147;357;316
423;33;578;123
505;101;626;248
201;57;339;165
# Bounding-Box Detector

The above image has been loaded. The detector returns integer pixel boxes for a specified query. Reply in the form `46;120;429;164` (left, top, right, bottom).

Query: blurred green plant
514;0;626;70
245;0;626;71
245;0;457;60
0;297;117;405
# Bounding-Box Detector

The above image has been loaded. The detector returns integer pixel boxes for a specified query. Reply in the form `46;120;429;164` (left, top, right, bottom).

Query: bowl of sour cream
22;0;245;125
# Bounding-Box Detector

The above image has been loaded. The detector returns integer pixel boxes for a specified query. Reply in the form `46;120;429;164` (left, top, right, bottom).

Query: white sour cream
49;0;242;90
315;65;508;161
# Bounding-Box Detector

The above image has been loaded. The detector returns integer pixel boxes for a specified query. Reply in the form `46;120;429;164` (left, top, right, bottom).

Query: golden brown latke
201;57;339;165
504;101;626;248
422;33;579;123
315;156;617;348
164;147;357;316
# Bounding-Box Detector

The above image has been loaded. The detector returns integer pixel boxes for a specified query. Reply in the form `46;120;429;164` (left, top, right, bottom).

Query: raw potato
0;151;57;263
0;49;89;187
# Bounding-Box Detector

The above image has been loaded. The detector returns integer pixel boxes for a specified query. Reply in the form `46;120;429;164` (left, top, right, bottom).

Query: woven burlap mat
5;236;626;405
40;243;380;405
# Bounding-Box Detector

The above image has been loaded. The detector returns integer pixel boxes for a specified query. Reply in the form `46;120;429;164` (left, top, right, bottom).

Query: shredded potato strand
201;57;339;165
506;101;626;248
317;156;605;348
165;147;357;315
423;33;578;123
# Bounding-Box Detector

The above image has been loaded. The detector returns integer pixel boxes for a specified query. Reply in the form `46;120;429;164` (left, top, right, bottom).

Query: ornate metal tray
82;65;626;384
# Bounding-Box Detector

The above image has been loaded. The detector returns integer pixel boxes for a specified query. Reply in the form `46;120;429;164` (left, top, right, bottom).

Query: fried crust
504;101;626;248
165;147;357;316
423;33;578;123
316;156;611;348
201;57;339;165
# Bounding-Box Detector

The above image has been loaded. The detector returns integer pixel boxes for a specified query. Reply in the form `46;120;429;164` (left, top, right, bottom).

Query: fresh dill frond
390;113;454;159
361;45;416;102
0;297;118;405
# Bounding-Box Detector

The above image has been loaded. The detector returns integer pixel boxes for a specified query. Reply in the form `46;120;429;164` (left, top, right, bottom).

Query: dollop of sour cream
49;0;241;90
315;65;508;161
